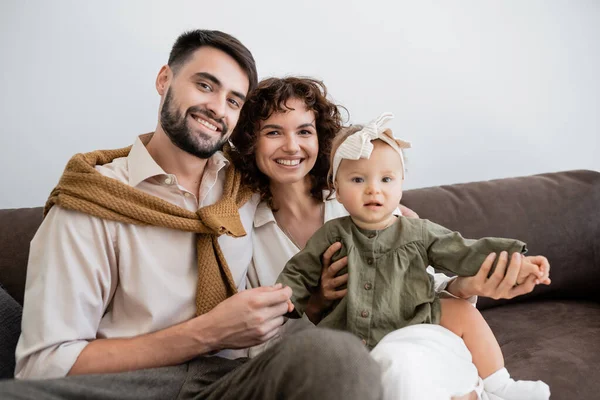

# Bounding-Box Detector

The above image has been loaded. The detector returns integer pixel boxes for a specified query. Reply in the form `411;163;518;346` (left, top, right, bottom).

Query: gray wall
1;0;598;208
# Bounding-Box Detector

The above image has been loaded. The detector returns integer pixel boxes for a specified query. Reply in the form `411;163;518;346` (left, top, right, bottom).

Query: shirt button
184;192;192;198
361;310;370;318
164;176;173;185
364;282;372;290
361;338;367;345
367;258;373;265
368;233;376;239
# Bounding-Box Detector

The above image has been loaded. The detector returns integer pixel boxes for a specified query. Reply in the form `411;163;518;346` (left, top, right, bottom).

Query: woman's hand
447;251;545;300
305;242;348;324
399;204;419;218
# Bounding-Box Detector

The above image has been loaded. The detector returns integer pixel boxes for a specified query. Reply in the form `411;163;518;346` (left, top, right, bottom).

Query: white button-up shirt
15;137;259;379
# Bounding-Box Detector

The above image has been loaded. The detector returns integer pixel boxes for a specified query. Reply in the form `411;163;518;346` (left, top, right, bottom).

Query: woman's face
255;98;319;185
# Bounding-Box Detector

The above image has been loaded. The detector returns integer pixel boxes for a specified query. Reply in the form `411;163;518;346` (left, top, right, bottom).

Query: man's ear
156;65;172;96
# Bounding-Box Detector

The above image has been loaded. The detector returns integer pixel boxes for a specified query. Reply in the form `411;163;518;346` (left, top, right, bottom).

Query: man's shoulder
94;156;130;184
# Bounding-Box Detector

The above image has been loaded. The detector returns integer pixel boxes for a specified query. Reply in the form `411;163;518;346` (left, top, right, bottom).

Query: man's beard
159;88;229;159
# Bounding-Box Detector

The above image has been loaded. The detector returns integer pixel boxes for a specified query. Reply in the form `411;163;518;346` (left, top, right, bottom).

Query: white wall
1;0;598;208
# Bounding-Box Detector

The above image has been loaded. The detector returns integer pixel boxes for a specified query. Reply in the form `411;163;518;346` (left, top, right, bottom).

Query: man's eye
197;82;211;91
228;98;240;108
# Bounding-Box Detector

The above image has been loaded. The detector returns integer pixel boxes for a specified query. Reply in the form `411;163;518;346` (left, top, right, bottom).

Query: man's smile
189;113;221;132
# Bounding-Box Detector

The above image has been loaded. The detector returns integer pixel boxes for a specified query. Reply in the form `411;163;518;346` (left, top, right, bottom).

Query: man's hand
305;242;348;324
70;285;293;375
198;284;292;351
447;251;544;300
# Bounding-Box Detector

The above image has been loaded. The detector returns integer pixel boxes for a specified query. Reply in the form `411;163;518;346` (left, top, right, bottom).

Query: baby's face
335;140;404;230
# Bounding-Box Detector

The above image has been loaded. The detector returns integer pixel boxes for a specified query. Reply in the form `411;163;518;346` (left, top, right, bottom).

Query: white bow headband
331;112;411;182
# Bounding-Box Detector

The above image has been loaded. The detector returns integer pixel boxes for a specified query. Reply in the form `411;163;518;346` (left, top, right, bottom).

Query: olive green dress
276;216;526;349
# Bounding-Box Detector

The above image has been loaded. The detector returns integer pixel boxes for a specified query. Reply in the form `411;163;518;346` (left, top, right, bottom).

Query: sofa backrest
402;169;600;310
1;170;599;309
0;207;43;305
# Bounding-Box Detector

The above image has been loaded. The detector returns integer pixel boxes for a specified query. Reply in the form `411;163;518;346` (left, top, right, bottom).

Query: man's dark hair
168;29;258;93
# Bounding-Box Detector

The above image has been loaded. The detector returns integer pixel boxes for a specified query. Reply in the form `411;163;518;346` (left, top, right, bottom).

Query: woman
230;77;538;399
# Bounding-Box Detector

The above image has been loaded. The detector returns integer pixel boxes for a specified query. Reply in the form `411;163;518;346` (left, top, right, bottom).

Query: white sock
483;368;550;400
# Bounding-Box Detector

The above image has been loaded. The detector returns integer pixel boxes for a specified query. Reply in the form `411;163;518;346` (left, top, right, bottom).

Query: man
0;30;381;400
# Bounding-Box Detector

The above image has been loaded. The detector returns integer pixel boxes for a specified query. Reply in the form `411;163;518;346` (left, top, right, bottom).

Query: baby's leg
440;298;550;400
440;298;503;378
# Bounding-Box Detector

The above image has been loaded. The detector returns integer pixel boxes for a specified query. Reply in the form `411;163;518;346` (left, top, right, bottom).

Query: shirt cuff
15;340;89;380
437;276;478;307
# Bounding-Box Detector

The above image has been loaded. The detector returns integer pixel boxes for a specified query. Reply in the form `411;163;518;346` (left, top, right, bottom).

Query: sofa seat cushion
482;300;600;399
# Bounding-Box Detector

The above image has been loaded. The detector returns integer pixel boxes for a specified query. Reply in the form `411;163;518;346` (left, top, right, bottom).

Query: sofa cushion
0;283;22;380
0;207;44;305
402;170;600;310
482;299;600;399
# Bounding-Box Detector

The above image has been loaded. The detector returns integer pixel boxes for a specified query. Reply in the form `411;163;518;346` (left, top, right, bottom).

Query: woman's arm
399;204;419;218
446;251;541;300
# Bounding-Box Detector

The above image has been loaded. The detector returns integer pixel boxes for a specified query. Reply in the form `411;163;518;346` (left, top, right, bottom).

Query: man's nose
206;94;227;120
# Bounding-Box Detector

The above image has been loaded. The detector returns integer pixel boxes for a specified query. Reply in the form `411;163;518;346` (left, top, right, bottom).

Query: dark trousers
0;328;382;400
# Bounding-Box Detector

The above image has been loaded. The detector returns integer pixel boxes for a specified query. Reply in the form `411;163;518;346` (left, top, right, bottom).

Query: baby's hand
286;298;295;313
517;254;551;285
523;255;551;285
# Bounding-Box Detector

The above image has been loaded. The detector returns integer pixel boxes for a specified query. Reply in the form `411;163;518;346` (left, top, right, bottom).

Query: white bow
332;112;410;182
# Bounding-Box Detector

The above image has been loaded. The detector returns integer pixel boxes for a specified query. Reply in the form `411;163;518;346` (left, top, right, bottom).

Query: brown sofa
1;169;599;398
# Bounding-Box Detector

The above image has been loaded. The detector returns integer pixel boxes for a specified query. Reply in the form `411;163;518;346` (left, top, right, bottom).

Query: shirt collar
205;150;230;174
253;190;335;228
128;136;168;188
127;135;230;188
254;201;275;228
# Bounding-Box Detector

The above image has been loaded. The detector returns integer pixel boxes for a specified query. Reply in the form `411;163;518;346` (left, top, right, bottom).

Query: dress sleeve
14;206;117;379
429;268;477;306
423;219;526;277
275;224;334;318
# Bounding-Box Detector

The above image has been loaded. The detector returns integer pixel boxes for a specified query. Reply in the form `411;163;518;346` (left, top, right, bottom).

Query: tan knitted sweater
45;138;253;316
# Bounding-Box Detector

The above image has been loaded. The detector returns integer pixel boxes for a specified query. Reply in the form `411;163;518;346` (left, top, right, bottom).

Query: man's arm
18;206;292;378
69;284;291;375
16;206;117;379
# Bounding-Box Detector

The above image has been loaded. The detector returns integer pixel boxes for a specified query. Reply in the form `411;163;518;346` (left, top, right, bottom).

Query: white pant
371;324;482;400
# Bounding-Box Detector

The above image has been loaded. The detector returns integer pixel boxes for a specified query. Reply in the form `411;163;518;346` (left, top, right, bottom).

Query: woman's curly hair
230;77;343;209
